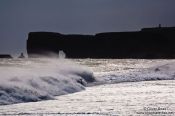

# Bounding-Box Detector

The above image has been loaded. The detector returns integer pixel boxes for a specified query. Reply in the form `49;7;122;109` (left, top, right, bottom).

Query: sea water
0;58;95;105
0;58;175;115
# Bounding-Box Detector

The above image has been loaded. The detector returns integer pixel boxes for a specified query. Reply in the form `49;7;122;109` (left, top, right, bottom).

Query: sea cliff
27;27;175;58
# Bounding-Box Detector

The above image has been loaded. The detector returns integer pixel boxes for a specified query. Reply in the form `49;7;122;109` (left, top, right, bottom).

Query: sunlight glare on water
0;59;175;115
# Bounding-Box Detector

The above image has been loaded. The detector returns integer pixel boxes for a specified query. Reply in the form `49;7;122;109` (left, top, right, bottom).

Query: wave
1;58;175;105
99;61;175;84
0;58;95;105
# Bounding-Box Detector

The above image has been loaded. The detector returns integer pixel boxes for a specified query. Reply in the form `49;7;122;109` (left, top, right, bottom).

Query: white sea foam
98;60;175;84
0;58;95;105
1;59;175;115
1;58;175;106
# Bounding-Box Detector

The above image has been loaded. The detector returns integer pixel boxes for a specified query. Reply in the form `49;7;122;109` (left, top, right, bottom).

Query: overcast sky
0;0;175;56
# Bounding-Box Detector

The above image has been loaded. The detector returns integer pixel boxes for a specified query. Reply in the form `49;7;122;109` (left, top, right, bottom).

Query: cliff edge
27;27;175;59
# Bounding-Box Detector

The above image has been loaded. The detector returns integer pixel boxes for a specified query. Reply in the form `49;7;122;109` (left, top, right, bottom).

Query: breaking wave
100;60;175;84
1;58;175;105
0;58;95;105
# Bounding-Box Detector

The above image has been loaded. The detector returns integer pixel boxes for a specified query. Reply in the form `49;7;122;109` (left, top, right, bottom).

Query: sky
0;0;175;56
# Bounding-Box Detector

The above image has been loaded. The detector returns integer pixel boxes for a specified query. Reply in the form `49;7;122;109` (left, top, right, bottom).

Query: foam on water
96;60;175;84
75;59;175;83
0;58;95;105
1;59;175;115
1;58;175;106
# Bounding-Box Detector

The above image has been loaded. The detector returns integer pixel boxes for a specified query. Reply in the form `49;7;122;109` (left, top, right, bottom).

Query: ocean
0;58;175;115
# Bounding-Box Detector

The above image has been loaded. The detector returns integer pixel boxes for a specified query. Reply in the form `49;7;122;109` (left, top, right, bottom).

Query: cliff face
0;54;12;58
27;27;175;58
27;32;63;57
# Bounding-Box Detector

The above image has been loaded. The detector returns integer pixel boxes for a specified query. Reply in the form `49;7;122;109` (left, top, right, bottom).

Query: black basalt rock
27;27;175;59
0;54;12;58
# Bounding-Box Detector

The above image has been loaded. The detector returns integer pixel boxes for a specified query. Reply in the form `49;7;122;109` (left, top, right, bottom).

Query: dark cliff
27;27;175;58
0;54;12;58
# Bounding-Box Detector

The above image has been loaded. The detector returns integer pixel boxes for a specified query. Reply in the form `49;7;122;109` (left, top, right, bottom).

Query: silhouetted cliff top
141;26;175;32
29;32;94;39
28;26;175;39
29;32;63;39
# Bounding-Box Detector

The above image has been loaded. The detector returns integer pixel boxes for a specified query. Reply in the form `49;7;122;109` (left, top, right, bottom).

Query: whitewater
0;58;175;115
0;58;95;105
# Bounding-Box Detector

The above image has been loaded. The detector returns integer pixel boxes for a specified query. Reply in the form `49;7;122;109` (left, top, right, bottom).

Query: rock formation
27;26;175;59
0;54;12;58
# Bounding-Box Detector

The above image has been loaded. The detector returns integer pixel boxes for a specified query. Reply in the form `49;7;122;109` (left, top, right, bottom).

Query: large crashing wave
0;58;95;105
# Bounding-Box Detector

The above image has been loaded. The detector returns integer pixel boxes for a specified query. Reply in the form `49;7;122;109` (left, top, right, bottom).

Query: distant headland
0;54;12;58
27;26;175;59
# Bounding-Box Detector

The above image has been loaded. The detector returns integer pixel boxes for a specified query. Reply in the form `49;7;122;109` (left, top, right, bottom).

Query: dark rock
27;27;175;59
18;53;25;58
155;68;160;72
0;54;12;58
